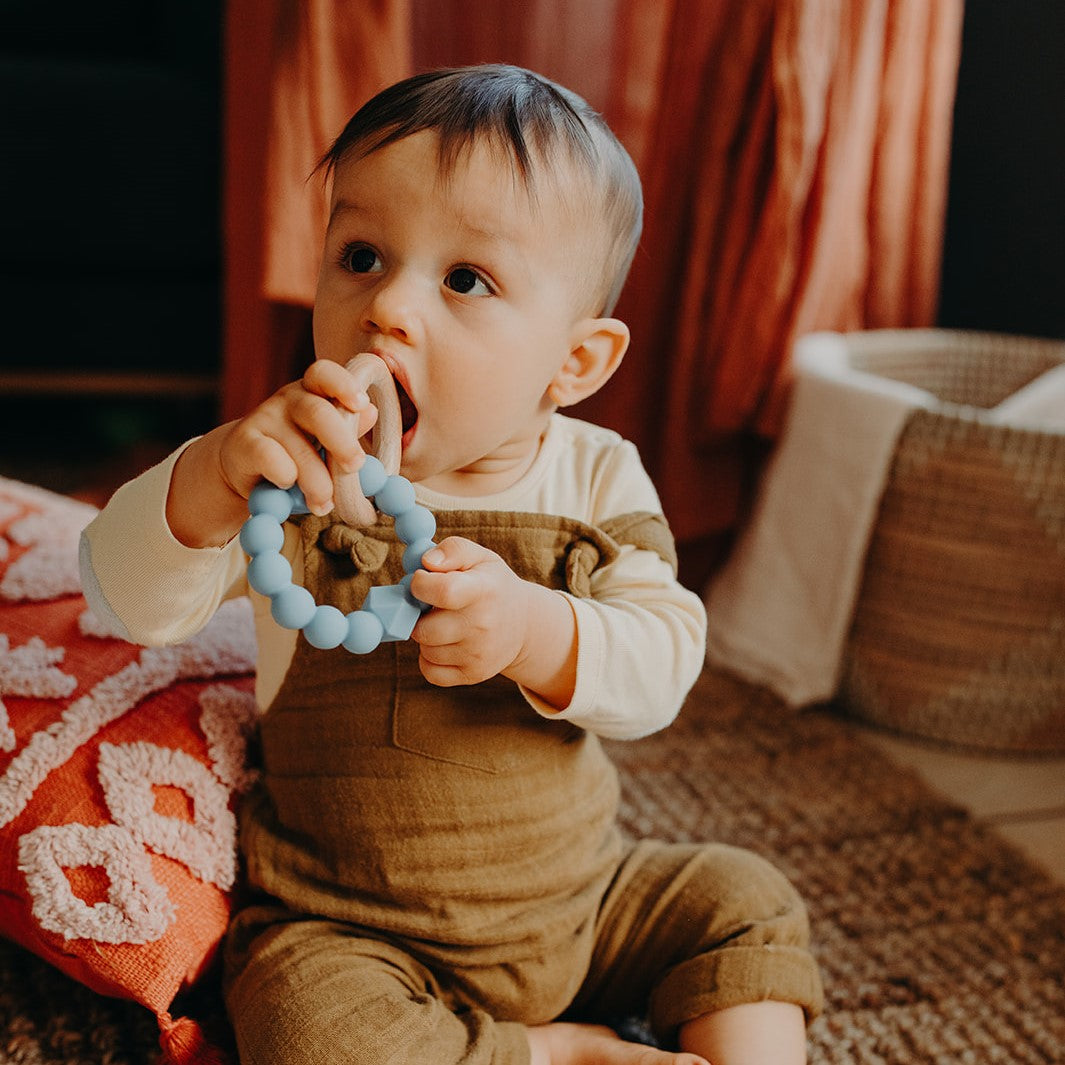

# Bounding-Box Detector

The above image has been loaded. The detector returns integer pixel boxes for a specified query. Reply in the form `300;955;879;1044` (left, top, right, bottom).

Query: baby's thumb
419;536;491;573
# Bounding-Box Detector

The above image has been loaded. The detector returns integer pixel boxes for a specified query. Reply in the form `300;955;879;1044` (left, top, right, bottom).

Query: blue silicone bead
365;584;422;641
343;610;385;654
248;483;294;522
402;537;437;574
358;455;389;497
302;604;350;649
400;572;432;612
286;483;311;516
247;551;293;596
270;585;317;629
240;513;285;556
375;475;417;517
395;505;436;544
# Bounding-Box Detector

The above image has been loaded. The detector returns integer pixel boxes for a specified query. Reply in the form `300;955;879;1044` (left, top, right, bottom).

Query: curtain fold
576;0;963;562
221;0;963;578
221;0;410;421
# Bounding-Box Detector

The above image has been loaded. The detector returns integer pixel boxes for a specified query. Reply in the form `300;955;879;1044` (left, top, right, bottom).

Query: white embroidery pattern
1;509;93;603
0;499;22;527
98;741;238;891
17;823;176;944
2;487;258;945
77;607;129;641
0;605;256;830
199;683;261;794
0;636;79;752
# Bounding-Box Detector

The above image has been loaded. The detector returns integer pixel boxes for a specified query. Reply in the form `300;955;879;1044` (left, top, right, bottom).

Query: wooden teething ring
240;352;436;652
330;353;403;526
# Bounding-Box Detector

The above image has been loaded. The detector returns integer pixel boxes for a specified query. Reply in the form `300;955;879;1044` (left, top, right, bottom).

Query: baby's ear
548;318;630;408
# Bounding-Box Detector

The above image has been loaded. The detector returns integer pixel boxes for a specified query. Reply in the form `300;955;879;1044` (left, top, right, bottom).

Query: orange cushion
0;477;256;1044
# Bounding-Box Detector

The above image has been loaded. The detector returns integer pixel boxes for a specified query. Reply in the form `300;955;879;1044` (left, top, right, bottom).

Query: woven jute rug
0;667;1062;1063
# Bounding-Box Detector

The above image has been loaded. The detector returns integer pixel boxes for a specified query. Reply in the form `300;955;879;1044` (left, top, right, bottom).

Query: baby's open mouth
396;378;418;434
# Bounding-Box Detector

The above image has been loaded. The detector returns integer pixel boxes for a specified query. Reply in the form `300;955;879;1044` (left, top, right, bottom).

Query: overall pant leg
224;905;532;1065
567;840;824;1048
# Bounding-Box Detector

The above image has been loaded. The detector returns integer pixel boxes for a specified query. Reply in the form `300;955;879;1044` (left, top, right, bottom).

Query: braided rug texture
0;667;1062;1063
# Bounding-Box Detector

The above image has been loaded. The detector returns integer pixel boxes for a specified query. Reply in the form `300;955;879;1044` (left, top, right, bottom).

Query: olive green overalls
223;510;822;1064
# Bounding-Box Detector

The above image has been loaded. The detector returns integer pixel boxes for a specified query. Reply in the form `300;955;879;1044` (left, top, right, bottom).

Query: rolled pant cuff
649;943;825;1041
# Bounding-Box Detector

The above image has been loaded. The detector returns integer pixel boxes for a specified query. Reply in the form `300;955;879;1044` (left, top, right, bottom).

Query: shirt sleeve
78;442;249;647
521;432;708;740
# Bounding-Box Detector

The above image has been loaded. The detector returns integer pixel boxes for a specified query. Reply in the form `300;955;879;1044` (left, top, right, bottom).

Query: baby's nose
361;274;422;343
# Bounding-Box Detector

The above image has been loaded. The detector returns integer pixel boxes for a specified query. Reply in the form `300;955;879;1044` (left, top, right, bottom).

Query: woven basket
836;330;1065;754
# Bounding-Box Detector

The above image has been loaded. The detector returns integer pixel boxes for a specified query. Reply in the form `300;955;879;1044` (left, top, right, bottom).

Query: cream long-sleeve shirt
79;414;706;740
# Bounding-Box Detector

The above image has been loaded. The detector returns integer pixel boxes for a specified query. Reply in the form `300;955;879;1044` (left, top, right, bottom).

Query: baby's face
313;130;593;496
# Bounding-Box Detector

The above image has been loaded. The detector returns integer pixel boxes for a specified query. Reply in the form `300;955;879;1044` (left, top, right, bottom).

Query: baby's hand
218;359;378;515
410;538;578;707
409;538;530;687
167;359;378;549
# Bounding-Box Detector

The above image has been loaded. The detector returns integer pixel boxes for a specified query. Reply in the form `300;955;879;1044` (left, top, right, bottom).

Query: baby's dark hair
317;64;643;315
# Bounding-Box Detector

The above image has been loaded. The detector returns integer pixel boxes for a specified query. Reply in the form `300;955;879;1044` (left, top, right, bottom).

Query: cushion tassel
157;1011;229;1065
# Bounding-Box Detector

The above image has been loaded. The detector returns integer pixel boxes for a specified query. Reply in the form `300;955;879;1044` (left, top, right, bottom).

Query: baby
81;65;822;1065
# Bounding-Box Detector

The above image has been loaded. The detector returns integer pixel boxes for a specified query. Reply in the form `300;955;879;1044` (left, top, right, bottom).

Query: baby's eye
340;244;381;274
445;267;491;296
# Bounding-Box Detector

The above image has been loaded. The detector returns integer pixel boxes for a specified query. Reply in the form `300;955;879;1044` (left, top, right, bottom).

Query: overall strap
294;508;677;606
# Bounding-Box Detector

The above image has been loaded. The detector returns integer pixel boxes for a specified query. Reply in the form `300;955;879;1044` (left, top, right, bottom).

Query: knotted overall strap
297;508;676;608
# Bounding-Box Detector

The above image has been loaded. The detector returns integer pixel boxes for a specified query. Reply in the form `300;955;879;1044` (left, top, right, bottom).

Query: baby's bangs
318;66;599;184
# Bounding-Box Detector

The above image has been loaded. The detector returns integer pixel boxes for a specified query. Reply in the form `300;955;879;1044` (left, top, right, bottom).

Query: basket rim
797;328;1065;431
802;327;1065;359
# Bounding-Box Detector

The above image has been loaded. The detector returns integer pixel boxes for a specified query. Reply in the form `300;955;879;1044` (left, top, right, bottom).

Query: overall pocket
390;645;579;774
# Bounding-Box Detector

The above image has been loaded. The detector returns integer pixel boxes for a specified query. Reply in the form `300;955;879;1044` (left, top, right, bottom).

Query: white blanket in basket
703;332;1065;707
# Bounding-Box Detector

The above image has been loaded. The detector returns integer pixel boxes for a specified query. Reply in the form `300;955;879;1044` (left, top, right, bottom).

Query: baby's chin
404;457;488;497
412;446;544;498
396;448;442;490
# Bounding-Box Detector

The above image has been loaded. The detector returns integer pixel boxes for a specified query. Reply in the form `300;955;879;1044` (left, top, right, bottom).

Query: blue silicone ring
241;456;434;652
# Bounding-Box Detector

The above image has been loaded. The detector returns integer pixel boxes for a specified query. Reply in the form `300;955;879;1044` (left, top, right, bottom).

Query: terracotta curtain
221;0;410;423
221;0;963;584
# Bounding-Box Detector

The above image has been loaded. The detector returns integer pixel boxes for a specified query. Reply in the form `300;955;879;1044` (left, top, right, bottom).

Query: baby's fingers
408;566;476;614
219;408;330;510
410;538;499;609
285;388;368;475
317;401;378;476
251;431;337;515
303;358;373;415
419;536;498;574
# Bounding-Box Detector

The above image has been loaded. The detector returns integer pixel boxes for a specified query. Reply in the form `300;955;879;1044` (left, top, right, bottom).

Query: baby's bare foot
526;1022;711;1065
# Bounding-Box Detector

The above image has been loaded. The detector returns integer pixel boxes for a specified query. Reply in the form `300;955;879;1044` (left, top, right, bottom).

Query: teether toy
239;354;436;653
329;352;404;526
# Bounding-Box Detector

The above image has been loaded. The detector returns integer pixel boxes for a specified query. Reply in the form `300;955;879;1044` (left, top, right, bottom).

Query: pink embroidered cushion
0;477;257;1057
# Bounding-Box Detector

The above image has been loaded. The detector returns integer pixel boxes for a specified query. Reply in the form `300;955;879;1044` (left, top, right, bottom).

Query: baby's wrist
167;428;251;548
504;584;578;711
